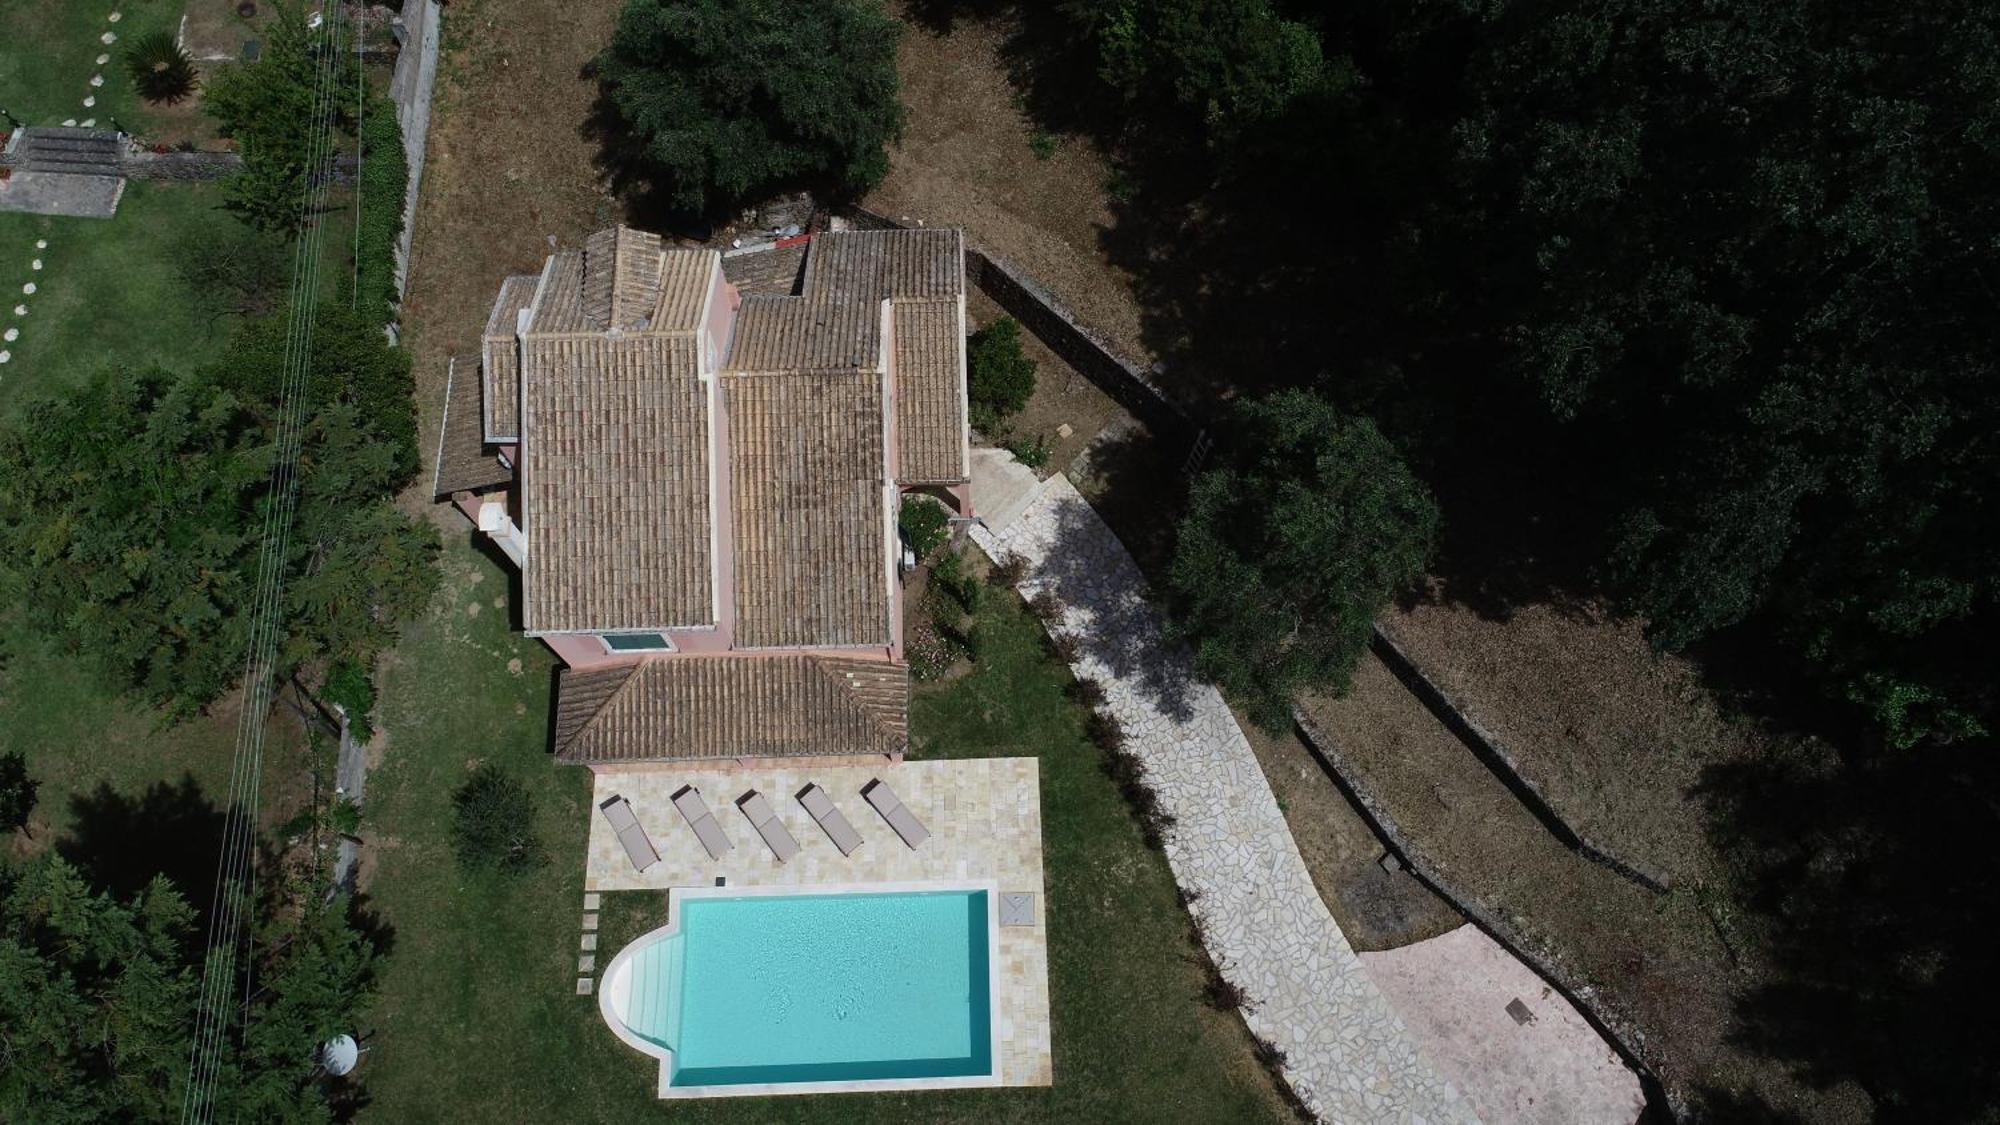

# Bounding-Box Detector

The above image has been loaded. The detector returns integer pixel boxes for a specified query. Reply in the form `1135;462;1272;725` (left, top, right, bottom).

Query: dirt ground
397;0;621;442
1383;592;1753;883
869;6;1155;368
1303;654;1872;1121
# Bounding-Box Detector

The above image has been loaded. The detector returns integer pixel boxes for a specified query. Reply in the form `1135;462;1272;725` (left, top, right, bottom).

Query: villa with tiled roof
434;225;972;767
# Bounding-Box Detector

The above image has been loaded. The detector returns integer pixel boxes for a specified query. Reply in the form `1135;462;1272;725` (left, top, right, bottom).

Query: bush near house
451;765;547;874
898;494;951;560
125;30;198;105
596;0;906;214
967;315;1036;432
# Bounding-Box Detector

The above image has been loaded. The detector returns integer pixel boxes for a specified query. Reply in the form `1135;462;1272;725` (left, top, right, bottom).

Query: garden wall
1292;710;1681;1122
1370;627;1674;895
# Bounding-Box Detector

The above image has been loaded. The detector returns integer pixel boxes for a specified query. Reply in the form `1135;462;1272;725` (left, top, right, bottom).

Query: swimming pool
599;883;1001;1097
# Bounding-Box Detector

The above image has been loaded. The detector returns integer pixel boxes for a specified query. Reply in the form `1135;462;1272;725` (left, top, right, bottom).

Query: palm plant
126;30;197;105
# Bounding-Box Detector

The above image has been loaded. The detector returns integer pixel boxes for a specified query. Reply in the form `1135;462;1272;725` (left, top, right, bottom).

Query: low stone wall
1370;626;1674;895
118;151;241;181
386;0;442;306
1292;709;1683;1122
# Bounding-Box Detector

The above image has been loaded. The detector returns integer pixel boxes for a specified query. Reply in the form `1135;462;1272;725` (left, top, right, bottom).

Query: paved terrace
583;756;1052;1088
974;476;1477;1124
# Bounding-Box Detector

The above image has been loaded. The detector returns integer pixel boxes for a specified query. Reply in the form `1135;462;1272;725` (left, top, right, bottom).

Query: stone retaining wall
1292;710;1683;1122
1370;627;1674;895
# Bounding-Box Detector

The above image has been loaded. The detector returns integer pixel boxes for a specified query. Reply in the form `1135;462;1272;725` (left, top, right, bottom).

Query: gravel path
973;474;1476;1124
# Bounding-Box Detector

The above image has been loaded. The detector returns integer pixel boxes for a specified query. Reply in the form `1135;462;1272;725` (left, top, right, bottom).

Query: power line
180;6;352;1120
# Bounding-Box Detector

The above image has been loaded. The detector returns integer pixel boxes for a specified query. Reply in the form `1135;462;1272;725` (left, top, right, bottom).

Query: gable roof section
582;227;663;330
726;369;891;648
801;228;964;303
723;294;879;373
481;274;539;441
521;333;714;632
434;354;513;498
552;655;909;763
891;297;969;483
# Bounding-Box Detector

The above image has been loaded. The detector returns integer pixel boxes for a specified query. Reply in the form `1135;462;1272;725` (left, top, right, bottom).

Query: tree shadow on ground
60;774;227;919
1693;742;2000;1121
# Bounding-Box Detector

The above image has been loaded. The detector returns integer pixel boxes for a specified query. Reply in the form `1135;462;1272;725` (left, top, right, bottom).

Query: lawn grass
0;179;240;411
0;177;359;414
355;536;1291;1122
0;0;184;129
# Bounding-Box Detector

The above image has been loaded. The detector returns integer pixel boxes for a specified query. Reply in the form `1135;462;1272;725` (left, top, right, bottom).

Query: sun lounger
671;785;733;860
598;795;659;873
796;783;863;856
735;789;799;863
861;778;930;849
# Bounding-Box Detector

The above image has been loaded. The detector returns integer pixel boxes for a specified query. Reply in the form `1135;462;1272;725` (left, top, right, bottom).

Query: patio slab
583;756;1052;1089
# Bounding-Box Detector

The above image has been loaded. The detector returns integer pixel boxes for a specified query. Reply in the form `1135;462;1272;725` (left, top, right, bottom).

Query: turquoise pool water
618;889;993;1088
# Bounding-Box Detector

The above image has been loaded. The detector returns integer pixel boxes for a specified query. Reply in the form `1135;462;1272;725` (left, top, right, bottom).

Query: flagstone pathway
973;474;1478;1124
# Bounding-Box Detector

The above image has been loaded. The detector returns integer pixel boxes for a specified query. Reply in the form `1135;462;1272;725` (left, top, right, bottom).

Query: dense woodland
990;0;1998;1117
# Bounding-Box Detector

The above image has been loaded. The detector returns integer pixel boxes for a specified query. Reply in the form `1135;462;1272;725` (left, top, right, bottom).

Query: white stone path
974;474;1478;1125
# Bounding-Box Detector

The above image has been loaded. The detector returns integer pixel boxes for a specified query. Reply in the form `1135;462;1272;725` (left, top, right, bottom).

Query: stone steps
10;127;124;177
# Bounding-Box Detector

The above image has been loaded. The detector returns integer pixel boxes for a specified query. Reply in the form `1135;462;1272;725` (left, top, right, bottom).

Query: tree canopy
1168;390;1437;729
1031;0;2000;752
0;853;376;1121
203;2;332;231
597;0;907;214
0;310;437;717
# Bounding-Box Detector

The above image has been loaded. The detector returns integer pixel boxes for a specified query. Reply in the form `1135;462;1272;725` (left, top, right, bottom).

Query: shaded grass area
0;178;358;415
355;536;1290;1122
0;180;237;411
0;0;182;128
0;603;314;890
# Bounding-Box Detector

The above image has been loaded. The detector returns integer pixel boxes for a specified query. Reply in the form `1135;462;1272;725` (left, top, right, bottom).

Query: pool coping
597;878;1006;1100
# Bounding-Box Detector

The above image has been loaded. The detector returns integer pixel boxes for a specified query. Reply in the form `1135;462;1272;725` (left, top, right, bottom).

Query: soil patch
869;6;1153;368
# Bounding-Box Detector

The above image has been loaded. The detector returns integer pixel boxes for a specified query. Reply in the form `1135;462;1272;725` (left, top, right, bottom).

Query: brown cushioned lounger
861;778;930;849
671;785;733;860
598;795;660;872
796;783;863;856
735;789;799;863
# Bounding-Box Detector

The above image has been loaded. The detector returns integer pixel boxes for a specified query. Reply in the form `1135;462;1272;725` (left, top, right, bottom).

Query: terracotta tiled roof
552;655;909;763
721;242;808;297
433;354;513;499
892;297;968;483
722;294;879;372
521;333;715;632
725;369;891;648
801;228;963;303
480;275;538;440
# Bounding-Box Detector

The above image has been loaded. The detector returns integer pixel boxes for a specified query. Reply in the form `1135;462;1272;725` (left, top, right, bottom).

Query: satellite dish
320;1033;360;1076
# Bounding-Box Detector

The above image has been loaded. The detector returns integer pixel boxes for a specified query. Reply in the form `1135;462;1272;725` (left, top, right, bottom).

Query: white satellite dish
320;1033;360;1076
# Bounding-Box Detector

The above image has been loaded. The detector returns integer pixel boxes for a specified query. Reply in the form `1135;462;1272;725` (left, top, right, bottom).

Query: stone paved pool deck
583;757;1052;1090
974;475;1478;1124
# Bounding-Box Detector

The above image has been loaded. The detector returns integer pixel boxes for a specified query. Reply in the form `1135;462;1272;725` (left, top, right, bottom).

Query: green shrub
322;658;376;741
898;494;951;559
968;316;1037;430
126;30;197;105
329;794;362;836
346;97;408;323
450;765;546;873
1007;432;1052;469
